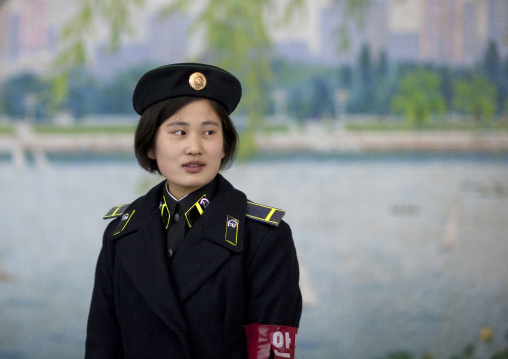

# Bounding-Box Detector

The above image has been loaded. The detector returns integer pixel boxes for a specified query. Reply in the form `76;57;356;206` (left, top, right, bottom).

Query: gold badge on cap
189;72;207;91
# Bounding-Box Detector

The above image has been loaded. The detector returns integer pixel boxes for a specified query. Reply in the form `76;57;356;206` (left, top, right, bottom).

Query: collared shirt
162;178;217;257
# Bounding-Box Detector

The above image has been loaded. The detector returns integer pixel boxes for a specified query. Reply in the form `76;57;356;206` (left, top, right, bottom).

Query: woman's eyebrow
166;120;188;127
201;121;220;127
165;120;220;127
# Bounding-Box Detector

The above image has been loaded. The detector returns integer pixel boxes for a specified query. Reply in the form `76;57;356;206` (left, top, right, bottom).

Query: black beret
132;63;242;115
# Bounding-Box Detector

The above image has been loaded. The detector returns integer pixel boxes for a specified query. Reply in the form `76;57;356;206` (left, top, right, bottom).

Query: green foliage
331;0;376;51
0;124;14;135
52;0;145;106
482;41;502;86
269;59;336;120
383;351;414;359
51;0;387;127
99;64;156;114
4;53;505;128
1;73;51;119
346;45;397;114
481;41;508;111
161;0;303;130
53;0;309;129
61;68;103;117
345;121;508;132
356;44;376;112
391;68;446;126
374;50;394;114
33;124;136;134
236;128;258;162
15;0;507;125
453;75;497;123
490;348;508;359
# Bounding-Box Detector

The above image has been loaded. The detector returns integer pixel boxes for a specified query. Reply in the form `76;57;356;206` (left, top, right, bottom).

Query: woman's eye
204;130;215;136
173;130;185;135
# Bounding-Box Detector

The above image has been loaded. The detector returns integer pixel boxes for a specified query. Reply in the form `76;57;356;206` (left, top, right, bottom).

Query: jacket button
174;213;180;222
167;249;173;257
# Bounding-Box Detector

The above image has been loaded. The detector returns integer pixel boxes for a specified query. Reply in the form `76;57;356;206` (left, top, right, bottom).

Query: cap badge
189;72;207;91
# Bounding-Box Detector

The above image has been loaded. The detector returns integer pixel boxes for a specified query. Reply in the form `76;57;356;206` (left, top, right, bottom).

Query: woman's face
148;99;225;199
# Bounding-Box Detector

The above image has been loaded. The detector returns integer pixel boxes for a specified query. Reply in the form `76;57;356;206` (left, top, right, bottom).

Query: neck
166;183;189;202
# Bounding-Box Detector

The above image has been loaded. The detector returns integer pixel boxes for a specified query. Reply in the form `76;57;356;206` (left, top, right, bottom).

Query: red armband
243;323;298;359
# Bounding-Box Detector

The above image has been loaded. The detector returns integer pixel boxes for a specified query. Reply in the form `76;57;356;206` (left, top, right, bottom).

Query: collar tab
185;195;210;227
112;210;136;236
160;196;171;230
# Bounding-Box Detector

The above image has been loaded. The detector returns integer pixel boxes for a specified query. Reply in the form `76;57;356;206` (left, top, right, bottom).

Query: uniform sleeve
85;222;124;359
244;221;302;358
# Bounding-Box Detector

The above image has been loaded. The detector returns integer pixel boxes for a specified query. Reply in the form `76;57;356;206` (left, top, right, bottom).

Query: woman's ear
147;148;155;160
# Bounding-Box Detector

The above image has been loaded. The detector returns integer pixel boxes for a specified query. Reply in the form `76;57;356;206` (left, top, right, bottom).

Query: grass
1;118;507;136
0;124;14;135
259;123;292;134
345;121;508;132
33;124;137;134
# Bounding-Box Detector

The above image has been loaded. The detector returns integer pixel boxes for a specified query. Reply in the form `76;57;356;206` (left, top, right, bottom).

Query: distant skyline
0;0;507;80
270;0;423;54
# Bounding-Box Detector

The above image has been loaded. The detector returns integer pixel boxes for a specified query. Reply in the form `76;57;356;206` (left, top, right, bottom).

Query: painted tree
52;0;145;110
52;0;382;127
357;44;375;113
373;50;394;114
2;73;51;119
390;68;446;126
53;0;303;128
453;75;497;123
481;40;504;111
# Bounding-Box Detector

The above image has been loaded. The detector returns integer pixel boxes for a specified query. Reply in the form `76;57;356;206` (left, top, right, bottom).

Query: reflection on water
0;154;507;359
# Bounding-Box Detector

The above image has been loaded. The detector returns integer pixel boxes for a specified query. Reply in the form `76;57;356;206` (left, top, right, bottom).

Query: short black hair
134;97;239;174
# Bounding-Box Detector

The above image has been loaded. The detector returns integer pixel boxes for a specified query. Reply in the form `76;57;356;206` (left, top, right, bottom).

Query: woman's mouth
183;162;205;172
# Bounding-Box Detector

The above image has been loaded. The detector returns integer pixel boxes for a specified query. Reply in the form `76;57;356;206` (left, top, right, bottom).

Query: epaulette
246;201;285;227
103;204;131;220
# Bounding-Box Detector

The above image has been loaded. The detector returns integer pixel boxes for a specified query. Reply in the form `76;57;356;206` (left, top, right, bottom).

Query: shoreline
1;130;508;155
2;131;507;170
256;130;508;152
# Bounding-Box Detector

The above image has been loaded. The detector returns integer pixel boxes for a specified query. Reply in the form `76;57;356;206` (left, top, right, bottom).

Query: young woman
85;63;302;358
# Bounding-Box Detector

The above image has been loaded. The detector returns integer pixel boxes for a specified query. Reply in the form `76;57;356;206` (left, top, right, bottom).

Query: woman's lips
183;162;205;173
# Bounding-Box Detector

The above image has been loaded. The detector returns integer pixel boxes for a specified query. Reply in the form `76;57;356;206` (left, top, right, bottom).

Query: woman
85;63;302;358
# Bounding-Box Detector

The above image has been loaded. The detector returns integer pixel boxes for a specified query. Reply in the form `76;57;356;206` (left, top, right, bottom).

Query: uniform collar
161;178;217;229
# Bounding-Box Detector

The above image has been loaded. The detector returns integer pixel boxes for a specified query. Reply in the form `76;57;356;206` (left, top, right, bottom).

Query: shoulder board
246;201;286;227
103;204;131;220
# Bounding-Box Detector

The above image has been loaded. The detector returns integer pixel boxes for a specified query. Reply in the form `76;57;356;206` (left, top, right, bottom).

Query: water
1;154;507;358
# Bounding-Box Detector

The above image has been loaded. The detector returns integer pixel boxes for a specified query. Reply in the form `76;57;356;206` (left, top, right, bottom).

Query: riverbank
257;127;508;152
1;127;507;154
1;124;508;168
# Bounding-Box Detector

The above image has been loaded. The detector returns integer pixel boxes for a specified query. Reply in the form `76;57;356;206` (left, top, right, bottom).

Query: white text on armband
273;330;292;358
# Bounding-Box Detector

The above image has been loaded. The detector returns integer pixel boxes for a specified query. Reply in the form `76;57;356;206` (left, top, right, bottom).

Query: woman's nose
185;134;203;155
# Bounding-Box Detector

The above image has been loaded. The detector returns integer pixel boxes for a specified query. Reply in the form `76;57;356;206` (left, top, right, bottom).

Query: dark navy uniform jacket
85;174;302;358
